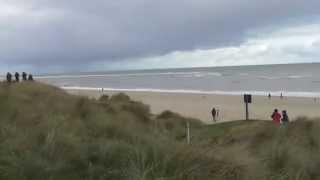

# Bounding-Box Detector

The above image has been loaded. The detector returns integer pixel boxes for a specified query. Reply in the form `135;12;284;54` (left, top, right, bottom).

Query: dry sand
66;89;320;123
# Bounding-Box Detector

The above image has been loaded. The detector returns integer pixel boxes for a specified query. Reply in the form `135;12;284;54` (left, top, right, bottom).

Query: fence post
186;121;190;145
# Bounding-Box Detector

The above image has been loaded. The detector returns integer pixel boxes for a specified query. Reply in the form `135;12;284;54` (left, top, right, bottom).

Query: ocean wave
61;86;320;98
287;75;309;79
178;72;222;78
258;76;281;80
258;75;311;80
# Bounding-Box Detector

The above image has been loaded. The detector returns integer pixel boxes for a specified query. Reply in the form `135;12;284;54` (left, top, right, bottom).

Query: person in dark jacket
281;110;289;125
211;107;217;122
6;72;12;83
14;72;20;82
22;72;27;81
28;74;34;81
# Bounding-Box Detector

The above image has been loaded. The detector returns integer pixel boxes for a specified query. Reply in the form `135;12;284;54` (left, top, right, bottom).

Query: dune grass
1;82;320;180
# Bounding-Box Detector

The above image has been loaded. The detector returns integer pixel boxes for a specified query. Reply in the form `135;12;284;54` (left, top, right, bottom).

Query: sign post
244;94;252;120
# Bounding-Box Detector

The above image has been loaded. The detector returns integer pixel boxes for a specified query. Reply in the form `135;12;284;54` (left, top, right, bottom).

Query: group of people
268;93;284;99
210;106;290;125
271;109;289;125
6;72;34;83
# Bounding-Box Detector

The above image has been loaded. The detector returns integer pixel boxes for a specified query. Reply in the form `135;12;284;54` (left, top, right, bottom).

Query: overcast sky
0;0;320;73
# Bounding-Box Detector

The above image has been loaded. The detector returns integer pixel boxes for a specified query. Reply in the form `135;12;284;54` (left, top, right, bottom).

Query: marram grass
0;82;320;180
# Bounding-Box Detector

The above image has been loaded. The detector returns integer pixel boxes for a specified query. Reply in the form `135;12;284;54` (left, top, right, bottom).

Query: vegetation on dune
193;119;320;180
1;82;320;179
0;82;226;180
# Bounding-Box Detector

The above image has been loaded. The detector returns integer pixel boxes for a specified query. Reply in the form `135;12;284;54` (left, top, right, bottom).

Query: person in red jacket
271;109;281;124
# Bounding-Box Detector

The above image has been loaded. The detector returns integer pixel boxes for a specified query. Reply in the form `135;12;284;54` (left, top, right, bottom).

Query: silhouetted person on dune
28;74;34;81
22;72;27;81
15;72;20;82
6;72;12;83
281;110;289;125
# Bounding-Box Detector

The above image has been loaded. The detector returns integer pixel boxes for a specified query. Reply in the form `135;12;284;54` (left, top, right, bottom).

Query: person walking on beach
281;110;289;125
280;92;283;99
268;93;271;100
14;72;20;82
211;107;217;122
271;109;281;124
6;72;12;83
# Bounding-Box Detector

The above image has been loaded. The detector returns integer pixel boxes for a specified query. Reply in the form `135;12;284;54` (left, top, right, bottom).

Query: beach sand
66;89;320;123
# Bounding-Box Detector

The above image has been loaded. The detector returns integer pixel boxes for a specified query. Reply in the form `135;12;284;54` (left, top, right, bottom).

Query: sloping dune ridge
0;82;320;179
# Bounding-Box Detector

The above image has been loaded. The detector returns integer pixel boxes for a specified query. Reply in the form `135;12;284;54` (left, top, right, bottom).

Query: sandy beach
66;89;320;123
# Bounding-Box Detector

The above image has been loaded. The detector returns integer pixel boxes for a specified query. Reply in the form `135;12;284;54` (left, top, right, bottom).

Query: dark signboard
244;94;252;103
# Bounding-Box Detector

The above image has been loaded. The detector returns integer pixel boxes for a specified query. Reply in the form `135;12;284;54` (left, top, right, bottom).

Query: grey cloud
0;0;320;72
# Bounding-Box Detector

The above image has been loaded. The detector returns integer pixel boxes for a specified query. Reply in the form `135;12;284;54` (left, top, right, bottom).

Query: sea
30;63;320;97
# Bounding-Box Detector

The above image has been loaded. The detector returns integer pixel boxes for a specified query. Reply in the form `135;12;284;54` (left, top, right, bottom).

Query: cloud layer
93;23;320;70
0;0;320;73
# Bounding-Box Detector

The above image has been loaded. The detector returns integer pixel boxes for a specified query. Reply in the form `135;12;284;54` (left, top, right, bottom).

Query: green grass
1;82;320;179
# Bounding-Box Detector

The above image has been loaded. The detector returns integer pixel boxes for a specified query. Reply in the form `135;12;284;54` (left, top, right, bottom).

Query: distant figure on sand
6;72;12;83
15;72;20;82
281;110;289;125
268;93;271;99
211;107;217;122
271;109;281;124
280;92;283;99
22;72;27;81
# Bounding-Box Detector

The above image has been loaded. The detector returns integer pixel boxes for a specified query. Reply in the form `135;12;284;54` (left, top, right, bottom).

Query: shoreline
65;88;320;123
61;86;320;98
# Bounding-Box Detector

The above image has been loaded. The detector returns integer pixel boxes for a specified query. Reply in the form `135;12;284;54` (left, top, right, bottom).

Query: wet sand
66;89;320;123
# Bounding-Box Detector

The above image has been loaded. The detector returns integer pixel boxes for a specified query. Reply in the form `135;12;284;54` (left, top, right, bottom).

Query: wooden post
186;121;190;145
244;94;252;120
245;102;249;120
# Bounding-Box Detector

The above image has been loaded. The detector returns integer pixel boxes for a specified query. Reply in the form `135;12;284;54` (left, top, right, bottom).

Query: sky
0;0;320;73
